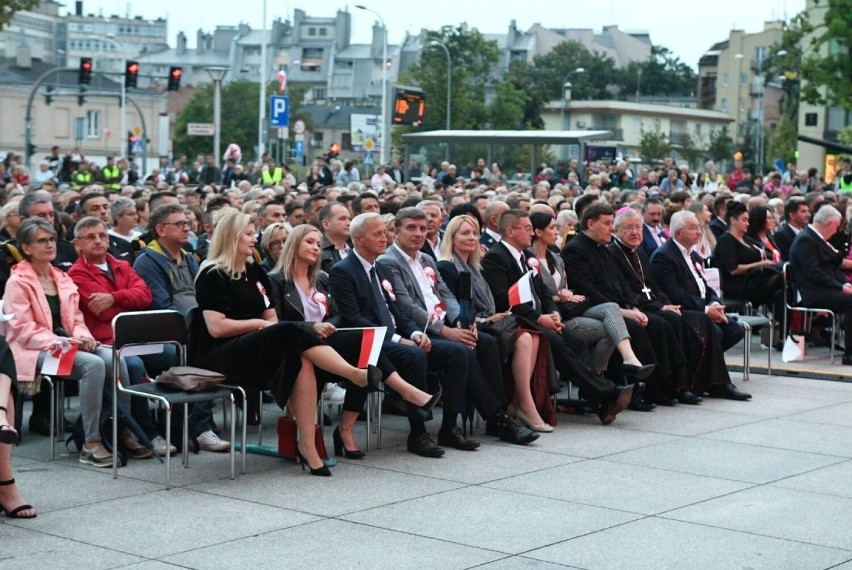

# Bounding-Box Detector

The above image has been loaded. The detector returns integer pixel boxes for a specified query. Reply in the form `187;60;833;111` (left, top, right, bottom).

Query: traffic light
167;66;183;91
329;143;340;158
127;132;138;156
26;143;36;159
79;57;93;84
45;85;54;105
77;85;87;107
125;61;140;88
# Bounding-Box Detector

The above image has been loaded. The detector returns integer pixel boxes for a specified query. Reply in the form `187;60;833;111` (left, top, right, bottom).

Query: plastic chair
111;310;246;489
782;262;838;365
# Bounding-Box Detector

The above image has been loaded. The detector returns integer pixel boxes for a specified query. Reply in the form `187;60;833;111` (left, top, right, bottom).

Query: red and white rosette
256;281;271;308
526;257;540;276
424;266;437;284
381;279;396;301
427;301;446;325
313;291;328;318
276;70;287;93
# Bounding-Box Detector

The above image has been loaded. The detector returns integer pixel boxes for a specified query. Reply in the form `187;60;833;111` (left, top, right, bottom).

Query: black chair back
112;310;187;350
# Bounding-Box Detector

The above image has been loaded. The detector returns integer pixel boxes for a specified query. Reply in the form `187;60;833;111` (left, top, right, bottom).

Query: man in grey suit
378;207;537;447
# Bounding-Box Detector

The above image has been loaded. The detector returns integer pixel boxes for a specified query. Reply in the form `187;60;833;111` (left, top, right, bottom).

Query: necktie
369;267;396;329
657;229;667;244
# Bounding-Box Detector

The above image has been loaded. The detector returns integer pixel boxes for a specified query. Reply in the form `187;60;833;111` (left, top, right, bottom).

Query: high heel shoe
0;479;36;519
366;365;383;392
0;407;18;445
512;408;554;433
621;363;656;380
411;387;442;420
296;444;332;477
333;427;365;459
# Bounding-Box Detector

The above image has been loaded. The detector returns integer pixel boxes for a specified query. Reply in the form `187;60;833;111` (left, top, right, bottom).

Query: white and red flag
508;273;535;307
41;339;79;376
337;327;387;368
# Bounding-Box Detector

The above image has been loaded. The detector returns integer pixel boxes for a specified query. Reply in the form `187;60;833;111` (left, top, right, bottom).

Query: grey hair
669;210;698;235
813;204;841;225
18;191;53;218
350;212;382;239
73;216;107;238
110;196;135;220
17;218;56;260
613;208;642;229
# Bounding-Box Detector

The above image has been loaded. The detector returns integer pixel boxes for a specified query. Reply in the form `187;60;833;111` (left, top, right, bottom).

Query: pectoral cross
641;285;652;300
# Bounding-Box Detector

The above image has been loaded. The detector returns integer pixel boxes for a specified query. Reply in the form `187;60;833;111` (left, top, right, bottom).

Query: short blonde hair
200;209;255;279
440;215;481;266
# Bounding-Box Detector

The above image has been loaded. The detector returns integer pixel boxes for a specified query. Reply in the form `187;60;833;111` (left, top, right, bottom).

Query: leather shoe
621;363;656;380
437;426;480;451
710;383;752;401
599;383;641;425
491;410;539;445
677;391;703;405
653;397;677;406
406;432;445;458
629;400;656;412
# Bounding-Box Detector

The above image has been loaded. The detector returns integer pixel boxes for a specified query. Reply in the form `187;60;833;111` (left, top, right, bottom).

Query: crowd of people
2;145;852;519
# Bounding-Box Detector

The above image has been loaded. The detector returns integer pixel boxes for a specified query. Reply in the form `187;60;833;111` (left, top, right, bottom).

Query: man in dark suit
379;208;537;446
318;202;352;273
775;197;810;262
418;200;444;259
708;194;732;240
563;203;687;408
638;199;667;259
788;204;852;364
650;210;751;399
480;201;508;251
328;213;444;457
481;209;639;425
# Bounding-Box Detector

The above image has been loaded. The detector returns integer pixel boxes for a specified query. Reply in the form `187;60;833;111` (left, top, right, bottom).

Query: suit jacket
480;231;498;251
639;224;665;259
320;234;350;274
328;252;419;341
608;239;672;312
789;225;847;304
709;217;727;240
650;239;720;312
774;223;798;262
562;232;636;308
480;241;555;322
378;245;460;335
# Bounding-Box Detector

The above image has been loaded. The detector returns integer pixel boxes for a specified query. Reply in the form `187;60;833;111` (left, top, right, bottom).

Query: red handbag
277;417;328;460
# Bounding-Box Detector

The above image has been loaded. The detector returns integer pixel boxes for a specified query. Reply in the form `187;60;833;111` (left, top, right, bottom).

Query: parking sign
270;96;289;127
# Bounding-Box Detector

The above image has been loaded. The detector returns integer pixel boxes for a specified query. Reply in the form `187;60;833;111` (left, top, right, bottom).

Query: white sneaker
151;435;177;456
197;429;230;452
322;383;347;405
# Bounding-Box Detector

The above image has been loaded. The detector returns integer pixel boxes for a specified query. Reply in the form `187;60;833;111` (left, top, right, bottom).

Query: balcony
669;132;690;145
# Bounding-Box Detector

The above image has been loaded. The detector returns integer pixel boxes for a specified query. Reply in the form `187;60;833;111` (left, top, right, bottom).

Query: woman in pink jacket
3;219;129;468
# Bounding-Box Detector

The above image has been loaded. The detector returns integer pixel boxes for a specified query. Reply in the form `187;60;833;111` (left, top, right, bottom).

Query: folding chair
111;310;246;489
782;262;838;365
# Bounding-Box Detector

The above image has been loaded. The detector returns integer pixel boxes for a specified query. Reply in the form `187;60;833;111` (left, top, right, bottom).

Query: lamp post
560;68;584;160
205;67;229;167
356;5;388;166
428;40;451;130
757;49;786;175
258;0;268;161
92;34;125;155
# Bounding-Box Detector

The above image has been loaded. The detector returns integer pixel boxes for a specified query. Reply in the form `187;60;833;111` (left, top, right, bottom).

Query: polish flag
508;273;535;307
41;340;79;376
334;327;388;368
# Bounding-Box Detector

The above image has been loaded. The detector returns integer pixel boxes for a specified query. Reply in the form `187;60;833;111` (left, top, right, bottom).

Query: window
319;27;327;36
313;87;326;101
341;132;351;150
721;73;728;87
805;113;818;127
740;72;748;85
694;123;702;137
721;98;728;112
308;27;317;36
632;117;642;134
85;110;100;138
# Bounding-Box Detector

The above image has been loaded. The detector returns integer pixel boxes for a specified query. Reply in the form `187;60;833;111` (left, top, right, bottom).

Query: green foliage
638;129;670;164
840;125;852;145
768;116;799;165
674;133;706;170
531;41;618;100
707;126;735;163
616;45;698;98
0;0;38;31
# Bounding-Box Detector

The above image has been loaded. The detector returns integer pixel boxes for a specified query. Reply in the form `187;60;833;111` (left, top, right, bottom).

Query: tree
531;41;618;101
638;129;670;165
707;126;735;163
674;133;706;170
768;116;799;165
0;0;38;30
616;45;698;99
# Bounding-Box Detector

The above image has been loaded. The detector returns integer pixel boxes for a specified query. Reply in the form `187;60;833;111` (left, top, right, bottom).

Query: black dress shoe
710;384;752;401
599;383;641;425
407;432;445;458
677;391;703;405
653;397;677;406
437;426;480;451
494;410;540;445
412;388;442;420
629;400;656;412
621;363;656;380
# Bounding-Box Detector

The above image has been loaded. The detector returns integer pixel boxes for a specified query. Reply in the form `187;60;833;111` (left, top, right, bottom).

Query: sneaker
79;442;114;468
119;430;154;459
322;383;347;405
150;435;177;457
197;429;230;452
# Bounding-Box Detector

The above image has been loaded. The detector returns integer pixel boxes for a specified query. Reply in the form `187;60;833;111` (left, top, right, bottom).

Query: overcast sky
76;0;806;69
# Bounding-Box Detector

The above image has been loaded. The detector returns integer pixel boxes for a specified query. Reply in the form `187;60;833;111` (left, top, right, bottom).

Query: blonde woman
194;210;380;476
259;222;289;273
267;224;440;458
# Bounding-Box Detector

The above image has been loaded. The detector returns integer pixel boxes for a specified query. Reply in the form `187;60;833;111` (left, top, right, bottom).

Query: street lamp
560;68;584;160
428;40;451;130
756;49;787;174
205;67;229;167
356;5;388;166
92;34;125;156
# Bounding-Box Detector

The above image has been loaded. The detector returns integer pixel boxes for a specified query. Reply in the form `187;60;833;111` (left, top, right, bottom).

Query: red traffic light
125;61;140;88
167;66;183;91
79;57;93;84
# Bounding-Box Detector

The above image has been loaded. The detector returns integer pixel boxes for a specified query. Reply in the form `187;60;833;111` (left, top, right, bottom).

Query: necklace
614;239;651;300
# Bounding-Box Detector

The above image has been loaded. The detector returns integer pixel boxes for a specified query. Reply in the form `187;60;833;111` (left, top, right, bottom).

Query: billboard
350;114;382;152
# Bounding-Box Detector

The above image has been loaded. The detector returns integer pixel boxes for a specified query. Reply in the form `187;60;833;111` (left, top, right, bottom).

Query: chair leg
240;394;247;474
742;322;752;382
182;403;190;468
165;407;172;490
46;376;55;460
229;397;236;480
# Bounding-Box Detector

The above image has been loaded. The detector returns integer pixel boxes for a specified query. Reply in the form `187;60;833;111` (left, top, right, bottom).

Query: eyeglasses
267;240;285;250
33;237;57;246
79;233;108;242
161;221;191;229
510;225;533;233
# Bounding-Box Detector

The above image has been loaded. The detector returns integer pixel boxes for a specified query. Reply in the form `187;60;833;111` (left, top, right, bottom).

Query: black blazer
328;252;419;341
774;223;798;262
788;225;847;304
650;238;720;312
709;217;727;240
267;271;342;330
480;241;555;322
638;224;664;259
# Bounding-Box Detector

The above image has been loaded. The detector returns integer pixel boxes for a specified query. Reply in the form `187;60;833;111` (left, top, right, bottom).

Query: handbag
782;334;806;363
480;314;519;356
155;366;225;392
277;416;328;460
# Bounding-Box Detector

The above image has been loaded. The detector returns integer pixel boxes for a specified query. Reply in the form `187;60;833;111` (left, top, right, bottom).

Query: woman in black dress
0;337;36;518
195;210;380;476
267;224;439;459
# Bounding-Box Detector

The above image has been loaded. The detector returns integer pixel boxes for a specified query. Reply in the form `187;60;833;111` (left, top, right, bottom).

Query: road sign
363;151;374;165
270;95;289;128
187;123;215;136
131;138;145;154
293;119;306;135
364;138;375;152
132;125;142;136
294;139;305;160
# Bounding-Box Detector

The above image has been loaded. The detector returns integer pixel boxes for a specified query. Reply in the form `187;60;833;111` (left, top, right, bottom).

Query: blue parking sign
270;96;289;127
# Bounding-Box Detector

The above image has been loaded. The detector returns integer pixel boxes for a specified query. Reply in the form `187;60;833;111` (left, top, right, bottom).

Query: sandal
0;479;37;519
0;406;18;444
